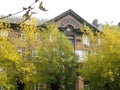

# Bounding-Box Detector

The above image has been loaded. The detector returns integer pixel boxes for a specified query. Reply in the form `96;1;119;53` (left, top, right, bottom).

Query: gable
55;15;82;29
51;9;98;31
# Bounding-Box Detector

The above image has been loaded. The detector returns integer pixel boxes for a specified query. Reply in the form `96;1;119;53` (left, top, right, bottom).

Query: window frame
18;32;25;40
82;36;90;46
32;49;38;57
18;47;25;56
75;50;88;61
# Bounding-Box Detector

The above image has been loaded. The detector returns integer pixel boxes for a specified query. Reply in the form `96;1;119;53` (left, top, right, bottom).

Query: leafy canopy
80;25;120;89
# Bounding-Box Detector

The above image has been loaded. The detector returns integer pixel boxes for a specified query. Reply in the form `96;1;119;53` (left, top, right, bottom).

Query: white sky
0;0;120;25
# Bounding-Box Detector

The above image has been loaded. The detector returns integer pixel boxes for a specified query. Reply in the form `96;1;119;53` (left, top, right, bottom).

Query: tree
36;22;78;90
9;18;41;90
0;19;79;90
0;0;49;89
0;0;48;24
0;19;38;90
80;25;120;90
0;22;23;89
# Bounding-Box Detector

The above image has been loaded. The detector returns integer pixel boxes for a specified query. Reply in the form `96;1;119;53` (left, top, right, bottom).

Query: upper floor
0;9;99;61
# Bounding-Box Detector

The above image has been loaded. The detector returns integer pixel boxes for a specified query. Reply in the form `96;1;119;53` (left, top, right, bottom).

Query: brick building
0;9;98;90
0;9;98;61
50;9;98;90
51;9;98;62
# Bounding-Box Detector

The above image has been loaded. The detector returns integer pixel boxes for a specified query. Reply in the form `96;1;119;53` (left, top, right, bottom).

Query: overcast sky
0;0;120;25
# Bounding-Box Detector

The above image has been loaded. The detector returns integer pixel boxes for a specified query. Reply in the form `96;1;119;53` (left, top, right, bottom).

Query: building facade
0;9;98;90
51;9;98;62
0;9;98;61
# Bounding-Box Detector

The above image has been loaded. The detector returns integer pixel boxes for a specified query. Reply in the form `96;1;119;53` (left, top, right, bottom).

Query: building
51;9;98;61
0;9;98;62
0;9;98;90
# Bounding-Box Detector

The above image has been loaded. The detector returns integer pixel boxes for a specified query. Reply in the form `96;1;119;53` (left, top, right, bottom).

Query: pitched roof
0;15;48;25
51;9;99;31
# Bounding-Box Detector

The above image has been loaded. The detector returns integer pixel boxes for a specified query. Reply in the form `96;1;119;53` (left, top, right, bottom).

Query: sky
0;0;120;25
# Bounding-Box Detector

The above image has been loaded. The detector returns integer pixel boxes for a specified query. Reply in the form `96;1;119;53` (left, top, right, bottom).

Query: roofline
50;9;99;32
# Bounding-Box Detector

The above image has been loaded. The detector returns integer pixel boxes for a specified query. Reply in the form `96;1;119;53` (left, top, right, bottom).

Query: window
98;38;103;45
34;33;40;41
18;47;25;56
18;33;25;40
66;25;74;32
49;35;53;42
75;50;88;61
67;35;75;47
82;37;90;46
34;83;41;90
84;85;90;90
34;83;46;90
76;38;81;42
0;30;8;37
32;49;38;57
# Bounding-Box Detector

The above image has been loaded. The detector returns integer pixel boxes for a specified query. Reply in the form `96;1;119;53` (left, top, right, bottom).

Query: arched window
66;25;74;32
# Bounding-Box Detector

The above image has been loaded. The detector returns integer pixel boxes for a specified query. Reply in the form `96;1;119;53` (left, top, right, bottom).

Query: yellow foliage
80;25;120;89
